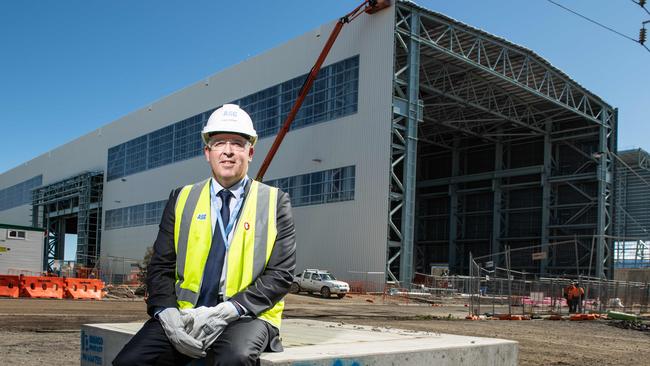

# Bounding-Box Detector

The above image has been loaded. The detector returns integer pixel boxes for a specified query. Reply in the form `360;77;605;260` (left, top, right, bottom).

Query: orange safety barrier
498;314;531;320
570;313;598;321
20;275;64;299
64;278;104;300
0;275;20;298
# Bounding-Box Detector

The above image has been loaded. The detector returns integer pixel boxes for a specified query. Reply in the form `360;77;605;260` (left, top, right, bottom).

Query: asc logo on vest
196;213;207;220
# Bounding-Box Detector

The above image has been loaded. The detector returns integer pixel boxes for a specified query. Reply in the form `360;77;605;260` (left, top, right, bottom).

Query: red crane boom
255;0;391;181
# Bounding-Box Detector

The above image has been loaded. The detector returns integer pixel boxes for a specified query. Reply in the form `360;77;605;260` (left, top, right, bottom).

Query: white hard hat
202;104;258;146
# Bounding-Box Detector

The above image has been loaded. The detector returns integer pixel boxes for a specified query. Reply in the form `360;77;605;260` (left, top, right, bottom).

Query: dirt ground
1;294;649;365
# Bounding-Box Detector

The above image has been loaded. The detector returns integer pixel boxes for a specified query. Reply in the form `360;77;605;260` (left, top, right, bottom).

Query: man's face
204;133;254;188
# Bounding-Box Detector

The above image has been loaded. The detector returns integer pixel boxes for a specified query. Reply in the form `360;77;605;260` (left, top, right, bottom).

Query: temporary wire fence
344;271;386;293
466;256;650;317
94;256;143;286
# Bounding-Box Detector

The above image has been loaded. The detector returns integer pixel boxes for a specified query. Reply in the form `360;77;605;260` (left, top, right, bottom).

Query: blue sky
1;0;648;175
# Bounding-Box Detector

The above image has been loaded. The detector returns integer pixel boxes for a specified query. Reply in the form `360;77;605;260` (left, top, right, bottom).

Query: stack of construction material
0;274;104;300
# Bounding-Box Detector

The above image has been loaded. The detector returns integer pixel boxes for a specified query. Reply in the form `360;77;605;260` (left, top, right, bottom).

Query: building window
0;175;43;212
7;230;26;239
240;55;359;138
266;166;355;207
124;135;148;176
107;144;126;181
145;200;167;225
129;204;146;227
105;55;359;182
105;200;167;230
148;125;174;169
173;115;205;163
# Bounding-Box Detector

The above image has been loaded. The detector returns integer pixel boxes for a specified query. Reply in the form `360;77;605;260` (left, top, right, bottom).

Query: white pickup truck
290;269;350;299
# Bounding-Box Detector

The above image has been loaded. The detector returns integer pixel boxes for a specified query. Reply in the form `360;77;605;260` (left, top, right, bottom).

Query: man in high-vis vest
564;282;584;313
114;104;296;366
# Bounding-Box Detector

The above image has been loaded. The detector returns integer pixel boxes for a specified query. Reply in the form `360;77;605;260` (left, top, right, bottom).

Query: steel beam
418;78;546;136
32;171;103;270
418;165;543;187
395;2;617;278
396;3;616;127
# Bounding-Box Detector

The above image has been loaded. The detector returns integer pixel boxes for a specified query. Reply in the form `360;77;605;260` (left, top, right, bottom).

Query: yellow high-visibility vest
172;179;283;328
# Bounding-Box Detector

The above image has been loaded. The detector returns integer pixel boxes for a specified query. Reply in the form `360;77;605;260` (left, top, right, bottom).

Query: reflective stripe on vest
173;179;283;328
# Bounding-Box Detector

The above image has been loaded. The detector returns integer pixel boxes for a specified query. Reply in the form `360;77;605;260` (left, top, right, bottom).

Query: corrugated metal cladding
0;4;397;285
276;6;396;283
0;228;44;275
615;151;650;239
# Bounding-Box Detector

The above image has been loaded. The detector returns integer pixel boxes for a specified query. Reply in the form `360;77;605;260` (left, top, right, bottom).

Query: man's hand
181;302;240;349
157;308;206;358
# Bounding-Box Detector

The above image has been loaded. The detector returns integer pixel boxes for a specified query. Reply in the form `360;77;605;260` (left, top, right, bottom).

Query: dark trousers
113;317;276;366
568;298;579;313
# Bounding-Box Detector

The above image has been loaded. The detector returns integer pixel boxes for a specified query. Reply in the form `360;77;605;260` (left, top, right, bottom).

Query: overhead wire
546;0;650;53
630;0;650;16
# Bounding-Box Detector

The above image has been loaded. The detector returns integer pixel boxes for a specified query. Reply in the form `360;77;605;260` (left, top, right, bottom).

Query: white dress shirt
209;175;248;296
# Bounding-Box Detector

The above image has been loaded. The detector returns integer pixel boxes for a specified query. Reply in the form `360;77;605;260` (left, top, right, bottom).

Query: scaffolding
32;171;103;271
388;1;617;283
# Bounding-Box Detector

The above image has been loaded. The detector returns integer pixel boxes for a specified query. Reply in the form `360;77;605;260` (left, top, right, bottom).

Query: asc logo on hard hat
202;104;258;146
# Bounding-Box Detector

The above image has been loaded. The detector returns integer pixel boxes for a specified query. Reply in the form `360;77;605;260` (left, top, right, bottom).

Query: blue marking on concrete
80;330;104;365
292;359;361;366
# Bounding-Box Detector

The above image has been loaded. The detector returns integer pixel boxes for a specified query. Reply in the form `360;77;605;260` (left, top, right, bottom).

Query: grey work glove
157;307;206;359
181;301;240;349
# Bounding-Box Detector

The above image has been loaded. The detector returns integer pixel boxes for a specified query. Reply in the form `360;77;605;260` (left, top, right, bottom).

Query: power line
630;0;650;16
546;0;650;53
547;0;637;42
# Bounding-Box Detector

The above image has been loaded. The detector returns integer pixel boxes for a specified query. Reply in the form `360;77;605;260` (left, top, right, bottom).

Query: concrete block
80;319;518;365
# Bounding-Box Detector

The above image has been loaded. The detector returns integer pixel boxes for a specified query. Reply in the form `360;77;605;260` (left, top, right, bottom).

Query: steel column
398;8;421;286
448;139;459;273
606;109;618;276
540;119;552;274
32;171;103;271
595;107;610;279
491;136;503;261
394;2;617;277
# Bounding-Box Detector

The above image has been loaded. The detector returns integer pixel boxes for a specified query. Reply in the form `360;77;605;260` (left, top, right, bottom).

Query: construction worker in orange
564;282;584;313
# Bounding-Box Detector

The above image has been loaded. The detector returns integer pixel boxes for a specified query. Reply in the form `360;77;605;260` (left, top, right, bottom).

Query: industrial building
613;148;650;268
0;1;618;286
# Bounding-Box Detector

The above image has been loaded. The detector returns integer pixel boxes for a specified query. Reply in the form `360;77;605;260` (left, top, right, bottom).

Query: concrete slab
81;319;518;366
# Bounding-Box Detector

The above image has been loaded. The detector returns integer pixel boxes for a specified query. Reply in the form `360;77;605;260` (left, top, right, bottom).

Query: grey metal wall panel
102;9;396;281
618;169;650;238
0;206;32;227
0;5;397;284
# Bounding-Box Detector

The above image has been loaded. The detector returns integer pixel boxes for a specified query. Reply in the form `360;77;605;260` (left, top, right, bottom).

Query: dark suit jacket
145;179;296;324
